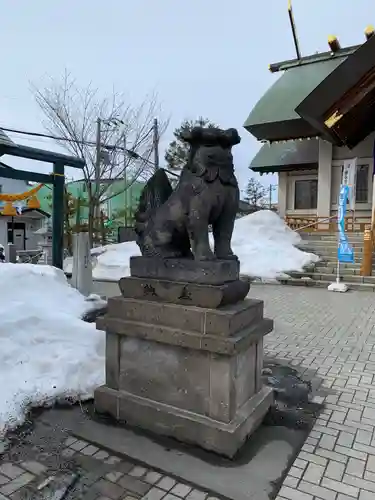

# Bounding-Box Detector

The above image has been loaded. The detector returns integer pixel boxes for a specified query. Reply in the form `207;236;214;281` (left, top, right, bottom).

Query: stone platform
95;257;274;458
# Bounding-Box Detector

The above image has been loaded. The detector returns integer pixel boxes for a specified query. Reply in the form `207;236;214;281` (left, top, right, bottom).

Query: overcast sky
0;0;372;196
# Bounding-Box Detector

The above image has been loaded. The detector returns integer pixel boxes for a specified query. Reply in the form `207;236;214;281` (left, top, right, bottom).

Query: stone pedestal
95;257;273;458
71;232;92;296
35;220;53;265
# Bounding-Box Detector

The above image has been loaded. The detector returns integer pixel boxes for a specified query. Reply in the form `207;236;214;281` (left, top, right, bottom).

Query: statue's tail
134;168;173;252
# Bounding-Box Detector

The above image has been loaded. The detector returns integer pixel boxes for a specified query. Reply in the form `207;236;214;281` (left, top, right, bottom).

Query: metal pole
371;139;375;236
336;253;341;284
153;118;159;171
269;184;272;209
52;162;65;269
123;134;127;226
94;118;101;232
336;190;342;285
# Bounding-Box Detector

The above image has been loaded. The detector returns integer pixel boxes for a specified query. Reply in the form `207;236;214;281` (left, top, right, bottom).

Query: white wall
278;172;287;217
0;216;46;250
279;135;375;221
285;169;318;214
0;220;7;248
331;158;373;218
25;217;44;250
332;134;374;217
0;175;47;249
317;140;332;218
333;132;375;160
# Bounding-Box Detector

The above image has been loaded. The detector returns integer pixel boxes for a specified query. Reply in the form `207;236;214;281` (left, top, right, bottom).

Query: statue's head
181;127;241;173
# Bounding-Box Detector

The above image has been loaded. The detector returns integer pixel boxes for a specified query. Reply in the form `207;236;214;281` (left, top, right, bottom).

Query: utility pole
123;133;128;227
269;184;273;209
153;118;159;171
94;117;102;224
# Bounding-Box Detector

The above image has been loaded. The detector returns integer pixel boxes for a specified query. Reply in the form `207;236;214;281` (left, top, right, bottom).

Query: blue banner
337;184;354;263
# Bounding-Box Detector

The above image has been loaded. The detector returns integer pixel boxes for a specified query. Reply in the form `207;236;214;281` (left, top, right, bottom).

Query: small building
38;178;145;235
1;207;50;251
244;29;375;232
0;163;49;251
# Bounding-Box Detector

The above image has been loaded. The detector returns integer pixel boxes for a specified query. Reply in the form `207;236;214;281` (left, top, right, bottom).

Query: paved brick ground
248;285;375;500
3;283;375;499
0;432;219;499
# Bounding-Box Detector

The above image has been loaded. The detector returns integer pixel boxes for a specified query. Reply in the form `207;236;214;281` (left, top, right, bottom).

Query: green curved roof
244;56;347;141
250;139;319;174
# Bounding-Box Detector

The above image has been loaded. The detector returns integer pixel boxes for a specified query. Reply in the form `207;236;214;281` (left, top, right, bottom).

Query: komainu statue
134;126;241;261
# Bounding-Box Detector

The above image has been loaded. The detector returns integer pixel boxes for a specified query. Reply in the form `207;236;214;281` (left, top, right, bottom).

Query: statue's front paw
216;254;238;261
194;250;216;261
215;248;238;260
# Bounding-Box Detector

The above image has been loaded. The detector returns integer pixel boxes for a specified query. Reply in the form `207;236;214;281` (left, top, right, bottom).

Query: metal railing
285;215;371;233
284;214;375;277
290;216;337;232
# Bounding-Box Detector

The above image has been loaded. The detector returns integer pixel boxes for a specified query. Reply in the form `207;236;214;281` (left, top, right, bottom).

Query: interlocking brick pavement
3;283;375;499
0;435;220;499
249;285;375;500
0;411;221;499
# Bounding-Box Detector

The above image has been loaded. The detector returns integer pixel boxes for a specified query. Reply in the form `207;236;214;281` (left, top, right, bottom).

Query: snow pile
230;210;319;279
91;242;140;280
66;210;318;281
0;264;105;436
63;241;140;281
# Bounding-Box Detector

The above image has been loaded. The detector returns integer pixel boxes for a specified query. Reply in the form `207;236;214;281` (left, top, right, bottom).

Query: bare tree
245;177;268;207
31;71;169;245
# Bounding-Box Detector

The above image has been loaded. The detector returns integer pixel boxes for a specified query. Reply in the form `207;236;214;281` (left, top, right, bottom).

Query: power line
0;124;180;178
0;125;151;162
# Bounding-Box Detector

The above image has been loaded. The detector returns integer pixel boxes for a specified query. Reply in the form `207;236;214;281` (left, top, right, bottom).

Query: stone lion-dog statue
134;126;241;261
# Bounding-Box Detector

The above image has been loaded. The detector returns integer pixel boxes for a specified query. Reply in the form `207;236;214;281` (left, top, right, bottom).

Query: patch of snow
92;241;140;281
229;211;318;279
64;241;140;281
66;211;318;281
328;281;349;292
0;263;105;437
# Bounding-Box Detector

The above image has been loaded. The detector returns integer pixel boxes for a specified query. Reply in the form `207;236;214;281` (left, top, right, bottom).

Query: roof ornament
328;35;341;53
287;1;302;60
365;25;375;40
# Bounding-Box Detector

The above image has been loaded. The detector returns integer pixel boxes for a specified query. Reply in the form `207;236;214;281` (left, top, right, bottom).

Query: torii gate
0;129;85;269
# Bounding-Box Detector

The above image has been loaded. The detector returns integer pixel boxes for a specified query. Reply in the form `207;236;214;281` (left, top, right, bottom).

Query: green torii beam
0;135;85;269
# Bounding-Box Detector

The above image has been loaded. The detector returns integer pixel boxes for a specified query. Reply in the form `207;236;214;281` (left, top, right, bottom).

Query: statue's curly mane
180;127;240;185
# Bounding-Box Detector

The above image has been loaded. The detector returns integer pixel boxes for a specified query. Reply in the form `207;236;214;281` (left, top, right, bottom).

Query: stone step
301;250;366;260
309;266;363;276
277;277;375;292
300;241;364;247
311;253;375;260
288;271;375;284
313;261;362;269
300;232;364;239
299;239;365;246
307;262;375;273
301;235;365;241
298;243;365;251
300;238;365;244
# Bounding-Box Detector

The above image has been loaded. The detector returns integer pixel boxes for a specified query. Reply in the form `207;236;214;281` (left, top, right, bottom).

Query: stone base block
96;262;273;457
94;384;273;458
98;316;273;355
119;276;250;308
130;256;239;284
106;297;264;337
